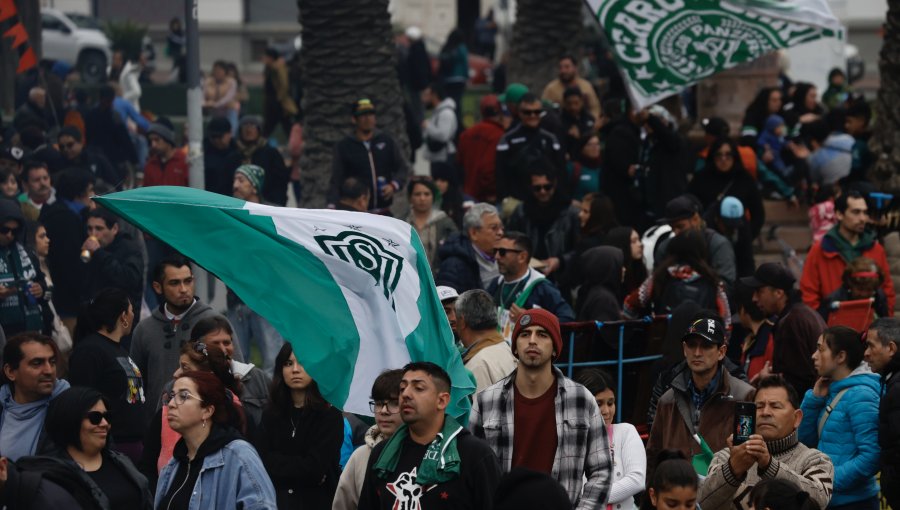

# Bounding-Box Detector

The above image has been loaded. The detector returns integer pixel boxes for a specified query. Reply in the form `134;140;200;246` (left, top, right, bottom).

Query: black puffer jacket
435;233;483;293
879;353;900;509
506;197;580;262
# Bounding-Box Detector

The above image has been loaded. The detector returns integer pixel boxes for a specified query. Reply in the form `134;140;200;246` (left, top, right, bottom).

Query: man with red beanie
457;95;505;203
470;308;612;510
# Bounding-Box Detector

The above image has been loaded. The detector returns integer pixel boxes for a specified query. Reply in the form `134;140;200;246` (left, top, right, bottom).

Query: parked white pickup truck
41;8;111;83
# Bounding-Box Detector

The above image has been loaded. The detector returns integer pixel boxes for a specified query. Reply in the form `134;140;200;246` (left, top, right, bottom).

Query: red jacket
457;119;504;202
143;150;189;187
800;230;895;314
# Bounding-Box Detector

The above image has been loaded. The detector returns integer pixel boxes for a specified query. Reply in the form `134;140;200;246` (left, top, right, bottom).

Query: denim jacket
155;438;276;510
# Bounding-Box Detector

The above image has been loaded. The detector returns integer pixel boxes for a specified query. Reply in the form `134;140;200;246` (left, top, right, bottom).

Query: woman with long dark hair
68;288;145;463
255;342;344;509
783;82;824;132
623;230;730;325
155;371;275;509
45;386;152;508
741;87;783;141
603;226;648;297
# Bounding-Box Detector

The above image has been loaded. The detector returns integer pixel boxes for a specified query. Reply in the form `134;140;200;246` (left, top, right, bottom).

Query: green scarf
825;226;876;264
373;416;463;485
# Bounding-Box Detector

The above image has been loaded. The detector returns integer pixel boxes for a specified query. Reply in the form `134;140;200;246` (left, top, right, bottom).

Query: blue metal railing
555;316;668;423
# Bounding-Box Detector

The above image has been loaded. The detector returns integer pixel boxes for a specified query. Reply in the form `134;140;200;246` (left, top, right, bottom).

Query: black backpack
7;456;109;510
655;278;718;314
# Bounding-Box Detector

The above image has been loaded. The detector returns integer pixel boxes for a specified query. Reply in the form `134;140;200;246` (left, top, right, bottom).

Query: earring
122;321;129;329
202;418;207;428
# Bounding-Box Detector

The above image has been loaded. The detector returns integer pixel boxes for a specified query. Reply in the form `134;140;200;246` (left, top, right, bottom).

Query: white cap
436;286;459;302
405;26;423;40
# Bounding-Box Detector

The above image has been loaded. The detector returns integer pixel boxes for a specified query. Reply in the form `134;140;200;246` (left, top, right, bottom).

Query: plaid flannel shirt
469;366;612;509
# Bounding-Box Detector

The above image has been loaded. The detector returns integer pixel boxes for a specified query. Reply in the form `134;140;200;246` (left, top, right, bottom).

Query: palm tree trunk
870;0;900;190
507;0;583;95
296;0;410;208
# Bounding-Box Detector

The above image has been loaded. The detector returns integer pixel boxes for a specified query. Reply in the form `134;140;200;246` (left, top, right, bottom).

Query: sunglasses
493;247;524;257
520;109;542;117
0;226;21;235
85;411;111;425
532;184;554;192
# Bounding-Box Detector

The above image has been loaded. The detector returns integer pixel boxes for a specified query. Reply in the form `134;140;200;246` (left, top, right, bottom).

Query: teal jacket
799;367;881;506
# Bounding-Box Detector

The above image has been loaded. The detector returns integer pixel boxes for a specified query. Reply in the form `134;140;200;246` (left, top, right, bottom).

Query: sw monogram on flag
94;186;475;420
584;0;843;109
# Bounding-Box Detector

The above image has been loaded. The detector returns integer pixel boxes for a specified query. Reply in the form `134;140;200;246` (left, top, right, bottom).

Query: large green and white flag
585;0;843;109
94;187;475;420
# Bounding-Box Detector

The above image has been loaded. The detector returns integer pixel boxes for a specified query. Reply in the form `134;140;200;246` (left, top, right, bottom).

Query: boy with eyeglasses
0;198;46;335
333;369;404;510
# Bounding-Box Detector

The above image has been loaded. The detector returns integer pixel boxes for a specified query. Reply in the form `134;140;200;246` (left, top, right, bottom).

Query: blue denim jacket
155;439;277;510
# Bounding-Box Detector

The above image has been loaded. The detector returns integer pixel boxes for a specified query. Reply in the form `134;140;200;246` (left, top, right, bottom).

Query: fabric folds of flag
584;0;843;109
94;186;475;420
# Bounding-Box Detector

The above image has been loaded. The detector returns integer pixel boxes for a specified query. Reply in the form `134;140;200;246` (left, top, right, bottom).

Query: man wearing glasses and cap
328;98;410;214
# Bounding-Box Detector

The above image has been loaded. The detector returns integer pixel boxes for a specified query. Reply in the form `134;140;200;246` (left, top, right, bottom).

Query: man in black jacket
328;99;410;213
435;203;503;293
236;115;290;206
864;317;900;510
358;362;501;510
57;126;122;190
80;208;144;320
495;93;565;201
39;168;94;328
203;116;242;197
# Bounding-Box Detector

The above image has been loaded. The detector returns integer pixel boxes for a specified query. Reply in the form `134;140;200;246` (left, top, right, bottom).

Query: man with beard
0;333;70;460
236;115;290;206
486;232;574;342
358;362;501;510
57;126;122;190
470;309;612;509
130;256;243;422
19;160;54;223
541;55;600;120
506;165;580;278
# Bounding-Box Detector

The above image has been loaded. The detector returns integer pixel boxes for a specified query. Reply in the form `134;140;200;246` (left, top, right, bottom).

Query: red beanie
511;309;563;360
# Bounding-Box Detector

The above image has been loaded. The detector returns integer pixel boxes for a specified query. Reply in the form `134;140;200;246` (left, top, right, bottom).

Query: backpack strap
817;387;850;439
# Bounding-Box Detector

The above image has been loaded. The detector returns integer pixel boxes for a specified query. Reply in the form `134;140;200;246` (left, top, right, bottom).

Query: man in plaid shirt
469;308;612;508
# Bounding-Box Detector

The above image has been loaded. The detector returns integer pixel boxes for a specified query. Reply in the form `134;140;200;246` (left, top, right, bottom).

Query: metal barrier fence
555;316;669;424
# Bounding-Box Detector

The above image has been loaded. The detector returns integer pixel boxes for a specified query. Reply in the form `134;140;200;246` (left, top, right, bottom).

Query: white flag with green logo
94;186;475;420
584;0;843;109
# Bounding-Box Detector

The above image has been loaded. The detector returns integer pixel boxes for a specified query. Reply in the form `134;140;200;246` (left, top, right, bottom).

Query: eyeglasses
162;389;204;407
532;184;554;192
520;109;542;117
0;226;21;235
493;247;524;257
369;399;400;414
85;411;112;425
714;151;734;160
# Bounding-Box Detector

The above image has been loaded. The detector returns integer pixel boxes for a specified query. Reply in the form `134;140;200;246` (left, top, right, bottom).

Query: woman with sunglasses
0;198;46;336
254;342;344;509
69;287;145;462
45;386;153;508
139;339;244;488
156;370;275;509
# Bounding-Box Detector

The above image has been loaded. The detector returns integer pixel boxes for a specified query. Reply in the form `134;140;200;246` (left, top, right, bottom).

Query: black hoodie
157;425;242;510
575;246;623;322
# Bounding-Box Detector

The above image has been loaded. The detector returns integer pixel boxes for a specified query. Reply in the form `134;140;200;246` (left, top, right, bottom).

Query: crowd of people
0;14;897;510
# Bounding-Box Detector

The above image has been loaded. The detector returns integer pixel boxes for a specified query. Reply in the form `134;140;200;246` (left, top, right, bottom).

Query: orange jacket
800;232;895;314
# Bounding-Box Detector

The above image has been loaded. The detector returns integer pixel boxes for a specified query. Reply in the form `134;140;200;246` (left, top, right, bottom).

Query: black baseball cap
739;262;795;292
0;146;26;163
352;98;376;117
682;315;726;345
659;195;702;224
702;117;730;138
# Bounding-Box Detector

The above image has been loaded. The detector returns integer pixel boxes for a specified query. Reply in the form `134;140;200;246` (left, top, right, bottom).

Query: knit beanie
147;121;176;146
511;309;563;360
494;467;571;510
239;115;263;130
235;164;265;194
